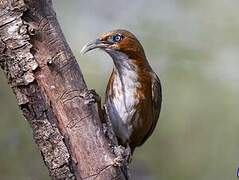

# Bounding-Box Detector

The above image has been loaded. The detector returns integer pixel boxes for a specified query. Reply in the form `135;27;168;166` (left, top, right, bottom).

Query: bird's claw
112;145;131;179
82;89;101;105
112;145;127;167
112;156;124;167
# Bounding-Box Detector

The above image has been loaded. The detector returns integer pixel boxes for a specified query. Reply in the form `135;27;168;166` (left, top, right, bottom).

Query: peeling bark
0;0;127;179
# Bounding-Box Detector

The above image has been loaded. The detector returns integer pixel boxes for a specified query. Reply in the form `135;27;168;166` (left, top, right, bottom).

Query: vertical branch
0;0;127;179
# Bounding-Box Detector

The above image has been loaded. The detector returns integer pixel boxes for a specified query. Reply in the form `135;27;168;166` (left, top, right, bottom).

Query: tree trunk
0;0;127;179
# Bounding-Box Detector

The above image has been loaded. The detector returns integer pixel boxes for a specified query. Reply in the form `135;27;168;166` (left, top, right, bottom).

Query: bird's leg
82;89;104;121
113;143;132;165
112;144;132;166
112;145;131;180
125;144;133;163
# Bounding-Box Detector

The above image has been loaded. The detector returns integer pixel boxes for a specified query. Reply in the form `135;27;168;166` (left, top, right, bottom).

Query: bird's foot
81;89;101;105
112;145;126;167
113;145;131;179
113;156;124;167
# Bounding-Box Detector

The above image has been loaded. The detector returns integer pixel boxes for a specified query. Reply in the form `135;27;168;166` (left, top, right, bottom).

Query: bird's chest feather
110;69;141;124
105;50;152;144
112;72;140;123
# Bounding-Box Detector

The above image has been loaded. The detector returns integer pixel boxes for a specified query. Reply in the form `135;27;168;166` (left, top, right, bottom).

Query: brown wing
138;73;162;146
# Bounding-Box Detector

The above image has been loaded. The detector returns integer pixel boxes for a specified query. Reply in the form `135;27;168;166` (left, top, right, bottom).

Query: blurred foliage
1;0;239;179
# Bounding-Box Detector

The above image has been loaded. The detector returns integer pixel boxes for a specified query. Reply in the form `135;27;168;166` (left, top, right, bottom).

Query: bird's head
81;29;146;60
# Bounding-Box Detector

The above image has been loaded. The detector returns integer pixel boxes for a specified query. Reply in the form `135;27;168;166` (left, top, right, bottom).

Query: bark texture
0;0;126;179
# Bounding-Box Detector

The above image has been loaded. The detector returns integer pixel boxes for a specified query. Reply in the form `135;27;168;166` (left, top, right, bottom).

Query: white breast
109;61;143;144
112;68;140;124
106;50;141;143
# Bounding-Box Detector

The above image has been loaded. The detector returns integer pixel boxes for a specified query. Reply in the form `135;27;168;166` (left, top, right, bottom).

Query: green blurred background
1;0;239;179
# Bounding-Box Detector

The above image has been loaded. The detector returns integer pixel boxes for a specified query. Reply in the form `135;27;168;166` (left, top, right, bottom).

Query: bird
81;29;162;157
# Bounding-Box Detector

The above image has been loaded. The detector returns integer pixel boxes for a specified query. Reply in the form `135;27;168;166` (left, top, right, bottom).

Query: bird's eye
112;34;123;42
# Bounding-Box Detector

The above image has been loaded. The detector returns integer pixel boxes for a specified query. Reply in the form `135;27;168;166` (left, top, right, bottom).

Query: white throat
106;49;139;87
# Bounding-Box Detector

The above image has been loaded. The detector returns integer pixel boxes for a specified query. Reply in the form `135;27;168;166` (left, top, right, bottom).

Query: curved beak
80;39;109;55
